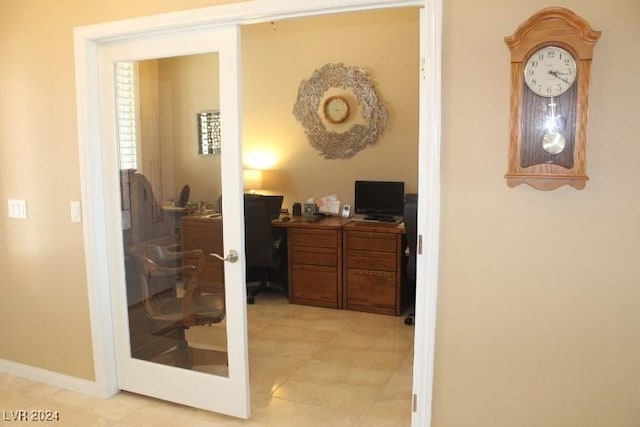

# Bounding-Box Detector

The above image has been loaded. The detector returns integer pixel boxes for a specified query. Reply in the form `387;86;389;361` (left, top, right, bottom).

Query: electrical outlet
8;199;27;219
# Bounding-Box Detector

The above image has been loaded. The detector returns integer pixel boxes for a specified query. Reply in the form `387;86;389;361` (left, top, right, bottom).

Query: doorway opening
74;1;440;425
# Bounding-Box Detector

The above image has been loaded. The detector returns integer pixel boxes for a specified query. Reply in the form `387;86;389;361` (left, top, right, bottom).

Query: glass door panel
100;25;249;418
121;53;229;377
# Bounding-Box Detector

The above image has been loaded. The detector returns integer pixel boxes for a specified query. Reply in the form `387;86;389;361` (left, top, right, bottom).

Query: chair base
247;280;287;304
150;340;228;373
404;313;415;325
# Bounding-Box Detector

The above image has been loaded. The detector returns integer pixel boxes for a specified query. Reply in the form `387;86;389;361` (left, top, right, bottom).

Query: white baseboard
0;358;106;398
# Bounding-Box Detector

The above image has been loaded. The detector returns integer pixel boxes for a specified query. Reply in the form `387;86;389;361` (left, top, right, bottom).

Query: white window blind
115;62;138;170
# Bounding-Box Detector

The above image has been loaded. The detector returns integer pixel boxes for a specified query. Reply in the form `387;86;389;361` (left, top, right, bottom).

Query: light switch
70;201;82;223
8;199;27;219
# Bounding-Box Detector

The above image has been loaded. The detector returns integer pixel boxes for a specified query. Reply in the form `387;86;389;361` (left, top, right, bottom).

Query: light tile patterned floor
0;293;414;426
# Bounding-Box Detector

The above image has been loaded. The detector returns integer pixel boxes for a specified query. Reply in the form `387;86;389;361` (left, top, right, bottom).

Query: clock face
323;95;350;124
524;46;577;97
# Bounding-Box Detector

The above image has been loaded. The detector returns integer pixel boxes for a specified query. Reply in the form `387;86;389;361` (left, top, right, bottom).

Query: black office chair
177;185;190;207
243;194;285;304
404;194;418;325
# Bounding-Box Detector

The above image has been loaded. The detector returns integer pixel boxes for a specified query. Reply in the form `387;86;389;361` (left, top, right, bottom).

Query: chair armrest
160;248;204;263
150;263;197;277
273;237;283;249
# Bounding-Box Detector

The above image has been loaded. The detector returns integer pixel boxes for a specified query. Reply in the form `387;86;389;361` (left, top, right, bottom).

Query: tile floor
0;293;414;426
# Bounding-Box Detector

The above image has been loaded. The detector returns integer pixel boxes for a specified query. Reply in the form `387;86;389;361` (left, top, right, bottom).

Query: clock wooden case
505;8;601;190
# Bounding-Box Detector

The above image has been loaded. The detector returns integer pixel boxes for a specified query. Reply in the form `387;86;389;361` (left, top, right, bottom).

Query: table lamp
243;169;263;194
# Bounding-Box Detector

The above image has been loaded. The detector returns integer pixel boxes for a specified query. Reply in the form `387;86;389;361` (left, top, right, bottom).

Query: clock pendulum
542;97;566;156
504;7;601;190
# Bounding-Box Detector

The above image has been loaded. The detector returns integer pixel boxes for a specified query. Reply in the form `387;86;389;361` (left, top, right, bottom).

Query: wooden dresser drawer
291;246;337;267
342;222;404;315
347;249;396;271
346;230;397;252
346;269;397;313
290;228;338;248
290;265;339;308
279;218;350;310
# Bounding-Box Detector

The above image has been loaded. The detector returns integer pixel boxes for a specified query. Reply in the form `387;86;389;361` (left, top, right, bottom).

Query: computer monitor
354;180;405;221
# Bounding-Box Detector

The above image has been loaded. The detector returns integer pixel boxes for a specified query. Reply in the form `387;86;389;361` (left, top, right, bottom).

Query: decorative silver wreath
293;63;387;159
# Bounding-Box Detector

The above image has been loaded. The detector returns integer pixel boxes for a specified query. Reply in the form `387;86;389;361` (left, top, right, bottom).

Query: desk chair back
243;194;284;303
403;194;418;325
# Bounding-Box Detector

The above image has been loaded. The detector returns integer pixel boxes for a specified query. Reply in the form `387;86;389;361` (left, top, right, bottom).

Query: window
115;62;138;170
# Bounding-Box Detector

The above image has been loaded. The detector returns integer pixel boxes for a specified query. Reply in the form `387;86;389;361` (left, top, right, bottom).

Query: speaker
341;204;351;218
292;202;302;217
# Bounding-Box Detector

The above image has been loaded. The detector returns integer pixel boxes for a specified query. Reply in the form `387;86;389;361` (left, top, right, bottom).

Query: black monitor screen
354;181;405;217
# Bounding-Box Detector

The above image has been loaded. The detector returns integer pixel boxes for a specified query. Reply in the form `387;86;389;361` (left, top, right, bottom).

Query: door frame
73;0;442;425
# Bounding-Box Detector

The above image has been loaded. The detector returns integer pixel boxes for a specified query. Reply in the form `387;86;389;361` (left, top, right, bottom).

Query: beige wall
140;11;420;211
241;11;420;211
1;1;640;426
136;10;420;212
434;1;640;426
153;54;222;204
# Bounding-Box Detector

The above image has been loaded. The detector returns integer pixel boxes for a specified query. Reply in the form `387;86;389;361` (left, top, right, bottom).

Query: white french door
98;26;250;418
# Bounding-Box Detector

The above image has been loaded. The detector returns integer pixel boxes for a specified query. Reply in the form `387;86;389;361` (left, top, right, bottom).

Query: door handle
210;250;239;263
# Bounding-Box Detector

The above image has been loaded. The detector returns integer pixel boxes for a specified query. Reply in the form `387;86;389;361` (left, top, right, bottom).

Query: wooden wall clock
505;7;601;190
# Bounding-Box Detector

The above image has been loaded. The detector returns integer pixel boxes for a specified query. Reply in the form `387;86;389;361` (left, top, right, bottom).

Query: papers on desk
317;194;341;215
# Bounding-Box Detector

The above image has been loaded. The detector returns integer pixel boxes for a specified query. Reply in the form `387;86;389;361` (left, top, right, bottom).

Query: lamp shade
243;169;263;193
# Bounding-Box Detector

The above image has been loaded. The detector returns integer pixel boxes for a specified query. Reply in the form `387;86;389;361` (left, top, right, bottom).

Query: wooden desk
342;221;406;315
184;214;408;315
273;216;351;309
180;215;225;293
162;206;188;241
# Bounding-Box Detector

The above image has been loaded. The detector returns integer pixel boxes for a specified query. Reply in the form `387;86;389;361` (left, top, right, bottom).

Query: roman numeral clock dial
505;8;600;190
